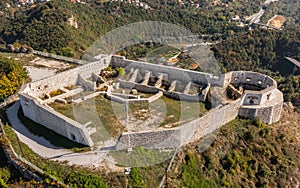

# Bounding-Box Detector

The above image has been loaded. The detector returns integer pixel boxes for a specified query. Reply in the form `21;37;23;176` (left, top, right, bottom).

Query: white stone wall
19;94;94;146
111;55;215;86
25;57;110;98
229;71;276;89
115;99;241;150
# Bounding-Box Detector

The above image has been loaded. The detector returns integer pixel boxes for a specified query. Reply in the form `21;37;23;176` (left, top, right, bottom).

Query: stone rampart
111;55;216;86
115;99;241;150
116;129;181;150
19;93;94;146
33;50;87;65
78;75;96;91
227;71;276;89
118;79;207;102
24;56;110;98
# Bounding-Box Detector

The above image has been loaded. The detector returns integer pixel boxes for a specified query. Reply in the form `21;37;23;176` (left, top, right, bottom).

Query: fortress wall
115;99;241;150
256;106;273;124
238;107;257;120
188;99;241;143
77;75;96;91
115;129;181;150
18;94;94;146
33;50;87;65
134;84;161;94
118;79;206;102
24;59;109;98
272;101;283;123
163;91;204;102
229;71;276;89
27;68;80;97
239;88;283;124
260;86;277;104
18;54;283;149
111;56;214;85
253;99;283;124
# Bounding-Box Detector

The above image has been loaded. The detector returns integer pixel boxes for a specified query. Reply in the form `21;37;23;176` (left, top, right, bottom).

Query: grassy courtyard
50;94;209;142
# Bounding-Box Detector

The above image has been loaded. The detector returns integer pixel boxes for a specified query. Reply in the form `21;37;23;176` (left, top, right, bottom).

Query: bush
0;56;27;101
116;67;126;78
0;168;11;187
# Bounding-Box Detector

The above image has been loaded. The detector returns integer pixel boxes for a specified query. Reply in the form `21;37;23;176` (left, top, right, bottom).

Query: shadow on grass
18;107;87;149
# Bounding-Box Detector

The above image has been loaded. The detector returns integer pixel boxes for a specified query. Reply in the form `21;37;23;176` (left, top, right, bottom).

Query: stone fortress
18;54;283;150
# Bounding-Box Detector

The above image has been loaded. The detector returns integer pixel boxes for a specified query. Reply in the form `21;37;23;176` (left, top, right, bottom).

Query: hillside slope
167;103;300;187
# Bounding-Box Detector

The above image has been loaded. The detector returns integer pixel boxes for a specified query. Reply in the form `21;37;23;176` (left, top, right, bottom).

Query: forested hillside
0;0;263;57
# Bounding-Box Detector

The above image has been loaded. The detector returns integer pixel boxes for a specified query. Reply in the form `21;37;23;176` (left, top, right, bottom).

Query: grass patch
110;146;174;167
50;94;209;139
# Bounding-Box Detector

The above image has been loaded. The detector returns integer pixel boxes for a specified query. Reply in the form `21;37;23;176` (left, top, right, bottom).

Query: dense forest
0;0;263;56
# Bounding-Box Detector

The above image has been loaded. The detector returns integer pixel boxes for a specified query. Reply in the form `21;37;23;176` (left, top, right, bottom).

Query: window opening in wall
267;93;271;100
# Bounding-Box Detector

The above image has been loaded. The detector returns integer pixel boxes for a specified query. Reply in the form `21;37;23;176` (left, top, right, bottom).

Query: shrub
0;168;11;187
